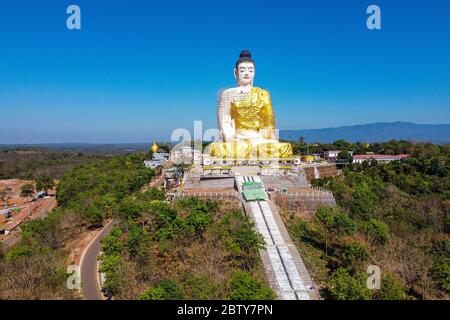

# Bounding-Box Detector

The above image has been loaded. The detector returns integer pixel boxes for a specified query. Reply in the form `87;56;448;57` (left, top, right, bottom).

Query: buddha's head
234;50;255;87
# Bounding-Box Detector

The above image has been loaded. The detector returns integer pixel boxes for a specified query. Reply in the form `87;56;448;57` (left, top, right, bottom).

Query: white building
171;146;202;164
152;152;169;161
143;152;169;169
144;160;164;169
352;154;410;164
324;150;354;161
324;150;341;160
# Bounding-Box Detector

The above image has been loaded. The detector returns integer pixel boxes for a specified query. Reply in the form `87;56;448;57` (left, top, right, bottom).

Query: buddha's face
235;62;255;86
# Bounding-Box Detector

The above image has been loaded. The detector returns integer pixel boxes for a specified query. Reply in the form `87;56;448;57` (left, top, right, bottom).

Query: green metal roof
242;188;266;201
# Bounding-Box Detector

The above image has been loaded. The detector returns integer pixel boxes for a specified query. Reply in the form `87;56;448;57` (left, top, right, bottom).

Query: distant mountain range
280;122;450;144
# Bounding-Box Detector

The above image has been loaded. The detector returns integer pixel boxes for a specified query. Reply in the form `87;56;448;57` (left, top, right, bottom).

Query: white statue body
218;62;261;141
210;51;293;160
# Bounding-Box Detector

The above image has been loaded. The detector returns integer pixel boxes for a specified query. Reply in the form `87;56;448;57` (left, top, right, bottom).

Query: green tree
326;268;372;300
431;262;450;293
140;279;183;300
336;241;370;268
98;254;123;295
215;210;265;269
126;224;150;262
333;211;357;236
118;196;142;221
444;215;450;234
20;183;34;201
338;150;353;163
376;273;406;300
150;200;177;228
363;219;390;244
100;227;123;255
227;270;275;300
85;205;103;228
35;175;55;196
143;187;165;201
5;245;33;263
314;206;357;252
183;204;212;236
183;274;218;300
139;287;166;300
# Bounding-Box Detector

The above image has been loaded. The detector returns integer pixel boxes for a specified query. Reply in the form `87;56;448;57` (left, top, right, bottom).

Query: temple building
353;154;410;164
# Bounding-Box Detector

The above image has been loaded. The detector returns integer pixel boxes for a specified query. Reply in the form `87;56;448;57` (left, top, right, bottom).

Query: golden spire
151;141;159;153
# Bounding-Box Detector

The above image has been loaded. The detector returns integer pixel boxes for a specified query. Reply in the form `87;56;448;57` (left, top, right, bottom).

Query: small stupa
151;141;159;153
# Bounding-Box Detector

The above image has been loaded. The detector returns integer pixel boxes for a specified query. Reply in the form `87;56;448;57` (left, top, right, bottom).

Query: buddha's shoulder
221;88;240;95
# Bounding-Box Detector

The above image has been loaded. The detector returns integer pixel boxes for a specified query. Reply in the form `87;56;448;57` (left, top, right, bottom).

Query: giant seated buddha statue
206;50;293;161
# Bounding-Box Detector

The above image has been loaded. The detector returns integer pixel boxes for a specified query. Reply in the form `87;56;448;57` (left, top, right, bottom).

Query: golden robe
208;87;293;160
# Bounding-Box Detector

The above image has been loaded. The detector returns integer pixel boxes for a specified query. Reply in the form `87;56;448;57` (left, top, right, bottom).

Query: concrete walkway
236;176;319;300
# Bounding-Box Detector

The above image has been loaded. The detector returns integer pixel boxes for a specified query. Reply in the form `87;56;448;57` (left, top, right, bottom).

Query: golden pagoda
151;141;159;153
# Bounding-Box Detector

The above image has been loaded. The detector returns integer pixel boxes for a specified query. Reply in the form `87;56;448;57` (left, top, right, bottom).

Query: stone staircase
235;175;319;300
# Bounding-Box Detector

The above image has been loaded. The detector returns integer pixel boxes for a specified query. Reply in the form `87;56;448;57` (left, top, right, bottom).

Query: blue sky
0;0;449;143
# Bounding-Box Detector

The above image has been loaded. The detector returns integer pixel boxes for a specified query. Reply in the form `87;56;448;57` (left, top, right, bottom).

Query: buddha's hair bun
236;49;255;68
240;50;252;58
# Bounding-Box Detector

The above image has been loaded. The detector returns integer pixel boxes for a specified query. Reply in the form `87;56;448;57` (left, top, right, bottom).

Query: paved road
80;220;115;300
79;169;165;300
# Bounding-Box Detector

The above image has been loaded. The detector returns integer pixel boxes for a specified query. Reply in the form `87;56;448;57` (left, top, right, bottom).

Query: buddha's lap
207;140;292;158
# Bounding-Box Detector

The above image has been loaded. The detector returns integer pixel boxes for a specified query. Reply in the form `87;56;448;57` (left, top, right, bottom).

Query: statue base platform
201;154;301;167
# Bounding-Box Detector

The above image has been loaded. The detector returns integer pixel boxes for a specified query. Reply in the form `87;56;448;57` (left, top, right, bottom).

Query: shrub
118;197;142;220
326;268;372;300
214;210;264;269
333;212;357;236
347;182;377;220
444;215;450;234
95;194;118;217
98;254;123;295
363;219;390;244
154;225;176;241
227;270;275;300
100;227;123;255
143;187;165;201
431;238;450;260
431;262;450;293
140;279;183;300
376;273;406;300
315;206;357;237
150;200;177;227
5;246;33;263
85;205;104;228
126;224;150;261
139;287;166;300
184;208;212;236
336;241;370;268
183;274;218;300
315;206;335;227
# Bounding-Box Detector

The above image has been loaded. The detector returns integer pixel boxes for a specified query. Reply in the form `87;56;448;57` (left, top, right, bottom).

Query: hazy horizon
1;121;449;145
